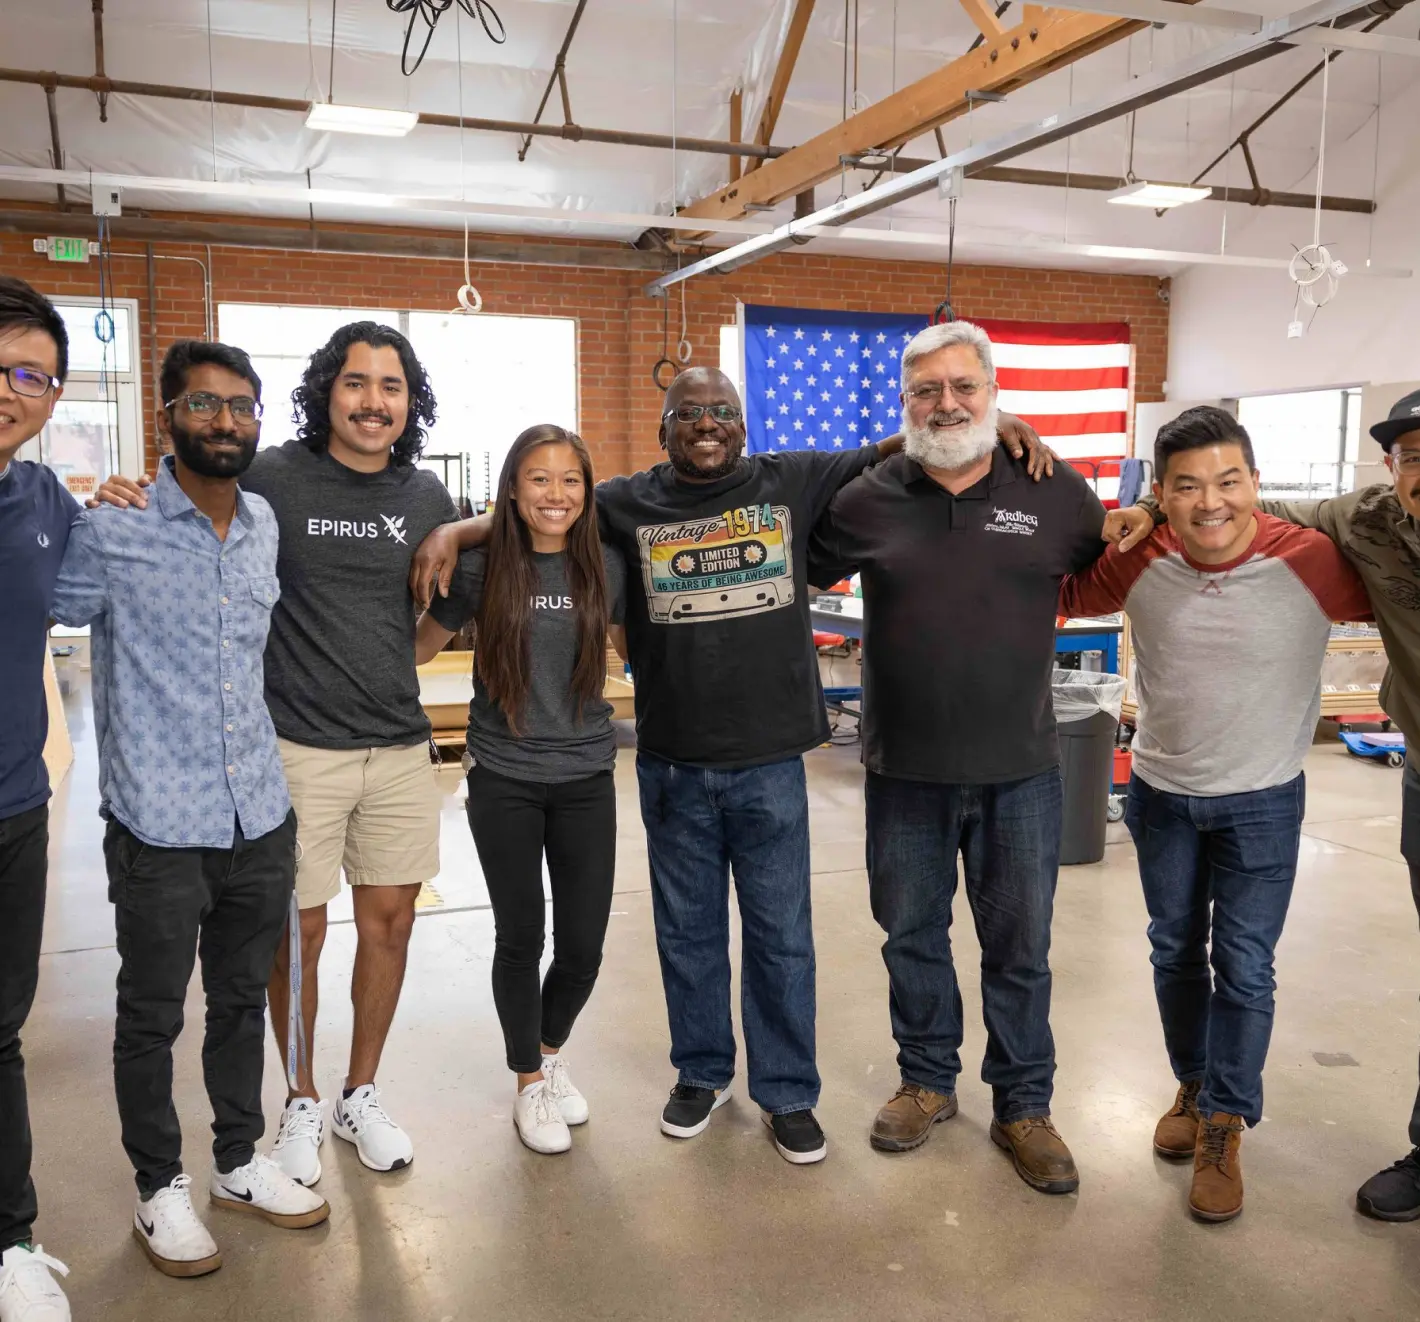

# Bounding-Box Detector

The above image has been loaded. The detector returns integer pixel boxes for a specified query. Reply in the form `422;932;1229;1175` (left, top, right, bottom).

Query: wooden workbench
419;646;635;748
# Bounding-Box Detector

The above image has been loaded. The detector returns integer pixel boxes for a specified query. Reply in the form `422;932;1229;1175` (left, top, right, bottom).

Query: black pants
1401;762;1420;1149
0;805;48;1251
465;764;616;1074
105;811;295;1196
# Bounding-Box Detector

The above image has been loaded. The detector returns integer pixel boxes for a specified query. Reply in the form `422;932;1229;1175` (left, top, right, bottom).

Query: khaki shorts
278;738;441;910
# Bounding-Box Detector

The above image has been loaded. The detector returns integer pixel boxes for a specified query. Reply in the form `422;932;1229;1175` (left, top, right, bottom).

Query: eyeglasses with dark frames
0;364;62;398
164;392;264;423
662;403;744;425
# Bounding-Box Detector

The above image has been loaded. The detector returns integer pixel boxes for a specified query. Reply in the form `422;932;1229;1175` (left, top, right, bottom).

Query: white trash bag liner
1051;667;1126;724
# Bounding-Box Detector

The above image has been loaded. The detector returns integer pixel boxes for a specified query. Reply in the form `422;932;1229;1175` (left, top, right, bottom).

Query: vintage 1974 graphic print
636;503;795;623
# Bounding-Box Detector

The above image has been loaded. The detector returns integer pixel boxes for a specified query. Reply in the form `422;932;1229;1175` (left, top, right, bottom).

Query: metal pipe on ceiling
518;0;591;161
91;0;108;122
43;88;66;210
0;68;785;161
846;160;1376;213
0;209;674;271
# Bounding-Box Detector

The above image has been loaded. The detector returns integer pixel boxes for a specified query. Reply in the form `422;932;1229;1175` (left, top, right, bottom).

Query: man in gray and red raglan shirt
1060;405;1371;1226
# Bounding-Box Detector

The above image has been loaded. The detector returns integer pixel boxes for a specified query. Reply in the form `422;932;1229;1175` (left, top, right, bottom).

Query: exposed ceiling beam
0;68;784;161
675;5;1159;226
958;0;1008;39
1036;0;1262;30
648;0;1406;292
747;0;818;172
0;209;674;270
1030;0;1420;48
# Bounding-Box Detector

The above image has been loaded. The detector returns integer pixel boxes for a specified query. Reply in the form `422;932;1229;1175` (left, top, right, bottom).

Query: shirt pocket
247;574;280;610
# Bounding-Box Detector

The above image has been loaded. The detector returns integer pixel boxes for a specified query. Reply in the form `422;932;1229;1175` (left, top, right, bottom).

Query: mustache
349;411;393;425
928;409;972;427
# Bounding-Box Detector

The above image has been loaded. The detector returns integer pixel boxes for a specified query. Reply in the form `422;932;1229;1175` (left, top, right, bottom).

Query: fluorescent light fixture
1106;180;1213;208
305;103;419;137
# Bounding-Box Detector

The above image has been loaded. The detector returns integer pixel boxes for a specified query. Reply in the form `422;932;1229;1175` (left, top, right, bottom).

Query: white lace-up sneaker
542;1055;589;1126
0;1244;70;1321
133;1175;221;1278
514;1081;572;1154
210;1154;330;1229
332;1084;414;1172
272;1097;325;1187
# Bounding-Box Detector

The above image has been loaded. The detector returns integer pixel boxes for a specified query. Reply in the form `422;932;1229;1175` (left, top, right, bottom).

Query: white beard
903;404;999;473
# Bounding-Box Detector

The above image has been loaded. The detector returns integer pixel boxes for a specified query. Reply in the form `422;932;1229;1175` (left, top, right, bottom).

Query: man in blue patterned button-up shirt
50;340;327;1278
54;449;286;849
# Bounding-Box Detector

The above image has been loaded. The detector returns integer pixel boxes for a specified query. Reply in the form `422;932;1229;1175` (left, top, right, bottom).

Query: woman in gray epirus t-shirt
415;424;626;1156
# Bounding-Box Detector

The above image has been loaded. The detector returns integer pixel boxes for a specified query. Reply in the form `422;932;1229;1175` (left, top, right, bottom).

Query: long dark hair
476;424;608;734
292;321;435;468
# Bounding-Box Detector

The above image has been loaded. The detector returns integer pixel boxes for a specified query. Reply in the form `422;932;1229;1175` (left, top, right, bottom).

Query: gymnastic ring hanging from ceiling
652;357;680;392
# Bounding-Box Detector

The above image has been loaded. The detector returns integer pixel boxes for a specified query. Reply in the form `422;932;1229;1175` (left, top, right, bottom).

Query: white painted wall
1166;74;1420;408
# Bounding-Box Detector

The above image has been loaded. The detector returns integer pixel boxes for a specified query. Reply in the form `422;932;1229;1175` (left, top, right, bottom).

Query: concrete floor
25;679;1420;1322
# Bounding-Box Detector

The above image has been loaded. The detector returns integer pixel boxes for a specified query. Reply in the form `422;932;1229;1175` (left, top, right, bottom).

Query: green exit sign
49;237;92;263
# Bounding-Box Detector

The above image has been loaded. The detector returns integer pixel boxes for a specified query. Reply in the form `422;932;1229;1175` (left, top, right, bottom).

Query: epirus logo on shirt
305;515;408;542
985;507;1038;536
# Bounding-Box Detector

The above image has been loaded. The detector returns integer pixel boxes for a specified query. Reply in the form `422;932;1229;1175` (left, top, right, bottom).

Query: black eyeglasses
663;404;744;425
0;364;61;398
165;392;263;423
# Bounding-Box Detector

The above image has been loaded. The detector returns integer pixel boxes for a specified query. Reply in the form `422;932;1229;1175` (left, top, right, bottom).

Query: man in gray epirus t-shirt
95;322;458;1188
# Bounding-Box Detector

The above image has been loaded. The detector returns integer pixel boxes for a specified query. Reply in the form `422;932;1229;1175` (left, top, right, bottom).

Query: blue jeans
1125;773;1304;1127
864;769;1063;1122
636;752;819;1114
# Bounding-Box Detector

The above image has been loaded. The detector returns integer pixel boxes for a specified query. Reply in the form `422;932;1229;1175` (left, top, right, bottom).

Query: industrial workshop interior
5;0;1420;1319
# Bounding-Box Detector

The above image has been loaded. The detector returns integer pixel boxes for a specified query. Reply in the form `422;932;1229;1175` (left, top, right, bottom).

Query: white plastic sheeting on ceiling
2;0;1418;274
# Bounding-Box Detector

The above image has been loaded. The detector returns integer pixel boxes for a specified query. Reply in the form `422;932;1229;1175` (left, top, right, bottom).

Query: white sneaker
332;1084;414;1172
542;1055;589;1126
210;1154;330;1229
133;1175;221;1278
513;1081;572;1154
0;1244;70;1321
272;1097;325;1186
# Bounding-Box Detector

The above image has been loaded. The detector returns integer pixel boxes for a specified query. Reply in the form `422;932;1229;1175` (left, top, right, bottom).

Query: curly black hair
292;321;436;468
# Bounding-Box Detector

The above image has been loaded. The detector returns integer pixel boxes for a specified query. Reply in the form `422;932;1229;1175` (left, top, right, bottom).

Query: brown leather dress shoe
870;1082;958;1152
1153;1080;1202;1158
1189;1113;1244;1222
989;1115;1079;1193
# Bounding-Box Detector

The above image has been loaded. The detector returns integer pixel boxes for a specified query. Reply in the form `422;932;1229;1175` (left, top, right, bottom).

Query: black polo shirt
809;448;1106;784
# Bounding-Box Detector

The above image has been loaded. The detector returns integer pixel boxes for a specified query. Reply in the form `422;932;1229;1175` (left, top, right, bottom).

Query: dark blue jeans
864;769;1063;1123
1125;773;1304;1128
635;751;818;1114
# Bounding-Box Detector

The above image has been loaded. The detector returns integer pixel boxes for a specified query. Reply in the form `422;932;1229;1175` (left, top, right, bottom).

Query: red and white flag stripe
976;319;1131;503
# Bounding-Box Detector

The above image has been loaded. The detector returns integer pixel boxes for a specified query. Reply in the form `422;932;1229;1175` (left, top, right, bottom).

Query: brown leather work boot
989;1115;1079;1194
870;1082;958;1152
1153;1080;1202;1159
1189;1113;1245;1223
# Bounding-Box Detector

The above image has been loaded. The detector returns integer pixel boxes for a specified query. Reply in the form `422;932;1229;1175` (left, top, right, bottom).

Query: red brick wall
0;221;1168;477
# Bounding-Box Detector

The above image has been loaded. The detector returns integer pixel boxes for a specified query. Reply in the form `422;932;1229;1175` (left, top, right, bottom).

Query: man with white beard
808;320;1107;1194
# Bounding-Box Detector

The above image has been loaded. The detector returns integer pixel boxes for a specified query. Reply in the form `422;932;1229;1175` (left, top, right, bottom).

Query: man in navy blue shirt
0;277;76;1322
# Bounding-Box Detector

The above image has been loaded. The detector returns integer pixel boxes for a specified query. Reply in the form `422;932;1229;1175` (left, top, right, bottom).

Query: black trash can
1052;669;1127;866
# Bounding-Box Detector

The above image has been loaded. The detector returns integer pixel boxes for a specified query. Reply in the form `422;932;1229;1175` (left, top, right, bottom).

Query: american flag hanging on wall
739;303;1132;502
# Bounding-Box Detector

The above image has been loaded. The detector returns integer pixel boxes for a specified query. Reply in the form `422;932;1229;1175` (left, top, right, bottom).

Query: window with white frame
217;304;578;506
1236;387;1363;499
21;296;144;492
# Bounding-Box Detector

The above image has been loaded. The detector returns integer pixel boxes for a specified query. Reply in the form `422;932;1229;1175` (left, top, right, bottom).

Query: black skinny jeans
105;812;295;1196
465;764;616;1074
0;805;48;1251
